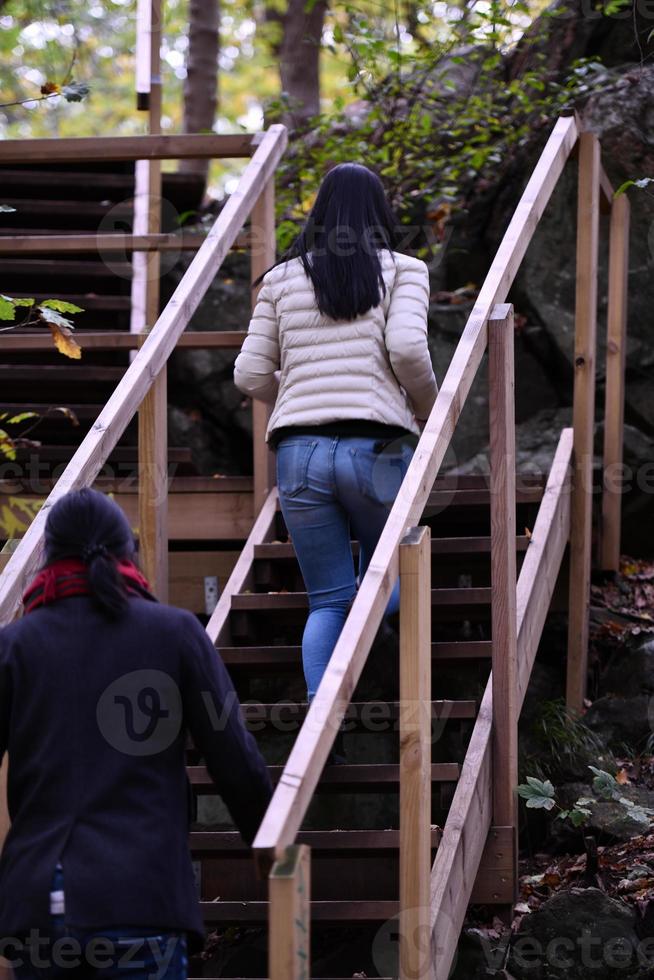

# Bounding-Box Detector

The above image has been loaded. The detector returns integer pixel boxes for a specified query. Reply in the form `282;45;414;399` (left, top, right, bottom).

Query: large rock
583;694;654;752
507;886;641;980
552;780;654;845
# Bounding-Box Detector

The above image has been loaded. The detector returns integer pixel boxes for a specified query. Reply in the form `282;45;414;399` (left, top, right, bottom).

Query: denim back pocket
276;438;318;498
349;441;414;507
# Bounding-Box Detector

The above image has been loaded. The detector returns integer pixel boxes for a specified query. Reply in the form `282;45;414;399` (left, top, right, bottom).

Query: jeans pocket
276;439;318;498
349;442;413;506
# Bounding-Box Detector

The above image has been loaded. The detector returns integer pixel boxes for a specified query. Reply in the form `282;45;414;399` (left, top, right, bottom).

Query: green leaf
0;429;16;461
0;297;16;321
10;297;35;308
38;299;84;315
525;796;556;810
569;808;591;827
6;412;38;425
589;765;618;799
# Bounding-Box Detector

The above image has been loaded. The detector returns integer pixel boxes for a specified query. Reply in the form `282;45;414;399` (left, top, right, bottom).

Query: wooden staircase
182;477;545;976
0;112;630;980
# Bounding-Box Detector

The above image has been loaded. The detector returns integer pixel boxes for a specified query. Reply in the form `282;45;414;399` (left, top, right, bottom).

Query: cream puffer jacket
233;248;438;444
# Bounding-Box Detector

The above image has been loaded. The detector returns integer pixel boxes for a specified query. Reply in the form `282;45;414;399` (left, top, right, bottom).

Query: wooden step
0;402;108;420
219;640;492;668
189;828;442;855
254;534;530;561
230;587;492;611
184;700;476;735
188;762;460;792
1;258;133;278
12;444;191;464
0;365;124;382
0;197;132;217
200;900;398;923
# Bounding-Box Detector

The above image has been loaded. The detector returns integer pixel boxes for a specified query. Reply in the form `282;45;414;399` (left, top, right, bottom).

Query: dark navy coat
0;594;273;952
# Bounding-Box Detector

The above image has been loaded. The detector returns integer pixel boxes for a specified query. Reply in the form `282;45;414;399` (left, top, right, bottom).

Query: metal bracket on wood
469;824;518;904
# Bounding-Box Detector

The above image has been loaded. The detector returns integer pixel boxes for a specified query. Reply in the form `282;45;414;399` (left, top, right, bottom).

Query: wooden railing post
399;524;432;980
250;176;277;516
600;192;630;572
487;303;519;908
134;0;168;599
567;131;601;716
269;844;311;980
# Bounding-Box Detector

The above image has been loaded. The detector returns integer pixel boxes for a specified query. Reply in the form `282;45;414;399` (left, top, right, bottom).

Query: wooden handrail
0;132;261;164
0;123;287;624
252;113;579;865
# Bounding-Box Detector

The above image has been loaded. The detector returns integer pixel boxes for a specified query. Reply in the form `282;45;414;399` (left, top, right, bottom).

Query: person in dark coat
0;488;273;979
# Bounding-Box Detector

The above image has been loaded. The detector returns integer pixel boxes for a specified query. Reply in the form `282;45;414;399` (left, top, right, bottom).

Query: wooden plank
250;176;277;517
218;642;492;668
0;123;287;624
429;679;493;980
0;491;253;545
134;1;167;600
205;488;279;643
429;437;573;979
517;429;573;708
252;114;578;865
0;755;9;852
0;331;248;351
168;550;240;612
469;825;517;903
399;526;431;980
599;163;614;213
487;303;518;901
269;845;310;980
135;0;153;108
137;365;168;597
601;193;630;571
0;133;258;164
230;587;491;610
567;131;600;716
254;535;530;559
190;828;443;854
203;899;396;923
189;762;461;790
0;231;246;254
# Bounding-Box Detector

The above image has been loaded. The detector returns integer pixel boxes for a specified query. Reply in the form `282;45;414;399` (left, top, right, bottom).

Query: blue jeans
275;432;416;700
8;867;188;980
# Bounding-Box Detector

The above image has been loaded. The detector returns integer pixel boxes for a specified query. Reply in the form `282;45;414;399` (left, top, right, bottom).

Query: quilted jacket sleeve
384;258;438;421
233;279;280;405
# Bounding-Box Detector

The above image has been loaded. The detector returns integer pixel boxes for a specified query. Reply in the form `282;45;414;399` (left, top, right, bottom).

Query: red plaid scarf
23;557;154;614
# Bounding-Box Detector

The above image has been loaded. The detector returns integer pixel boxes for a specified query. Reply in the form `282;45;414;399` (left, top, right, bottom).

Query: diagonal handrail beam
0;123;287;624
253;113;579;863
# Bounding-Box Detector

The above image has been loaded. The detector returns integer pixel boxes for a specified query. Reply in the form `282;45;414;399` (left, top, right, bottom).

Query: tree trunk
277;0;328;130
180;0;220;180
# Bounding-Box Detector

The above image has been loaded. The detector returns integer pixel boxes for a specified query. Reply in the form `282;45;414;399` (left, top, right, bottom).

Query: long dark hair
255;162;399;320
44;487;138;618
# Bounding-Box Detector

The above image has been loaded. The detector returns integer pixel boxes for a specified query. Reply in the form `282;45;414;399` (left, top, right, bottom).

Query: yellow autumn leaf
48;322;82;360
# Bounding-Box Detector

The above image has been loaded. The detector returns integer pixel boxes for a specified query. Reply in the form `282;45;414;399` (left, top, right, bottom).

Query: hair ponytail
84;547;130;619
44;488;138;619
